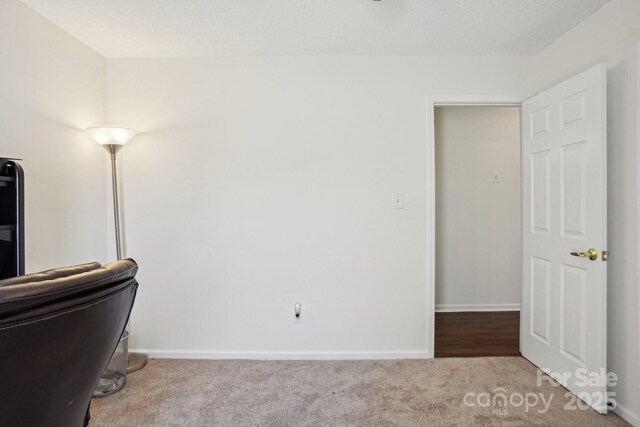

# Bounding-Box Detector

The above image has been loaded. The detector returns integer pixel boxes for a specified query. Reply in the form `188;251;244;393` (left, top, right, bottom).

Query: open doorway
434;106;521;357
427;66;607;411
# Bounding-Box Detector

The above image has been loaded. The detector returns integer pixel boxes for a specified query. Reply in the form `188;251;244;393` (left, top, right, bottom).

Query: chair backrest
0;259;139;427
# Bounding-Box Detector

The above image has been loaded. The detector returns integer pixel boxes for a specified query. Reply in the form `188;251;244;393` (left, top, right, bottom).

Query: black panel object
0;158;24;280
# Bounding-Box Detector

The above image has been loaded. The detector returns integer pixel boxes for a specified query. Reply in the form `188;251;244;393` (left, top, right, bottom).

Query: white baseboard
435;303;521;313
130;349;433;361
614;402;640;426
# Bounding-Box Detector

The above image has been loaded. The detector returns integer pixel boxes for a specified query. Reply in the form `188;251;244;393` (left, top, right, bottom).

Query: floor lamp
86;126;148;373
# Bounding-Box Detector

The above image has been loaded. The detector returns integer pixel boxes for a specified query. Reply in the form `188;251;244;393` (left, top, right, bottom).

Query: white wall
435;107;521;311
0;0;108;272
106;56;532;356
532;0;640;423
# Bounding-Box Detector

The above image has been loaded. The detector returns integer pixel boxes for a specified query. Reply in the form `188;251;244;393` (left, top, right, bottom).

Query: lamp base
127;352;148;373
93;331;129;397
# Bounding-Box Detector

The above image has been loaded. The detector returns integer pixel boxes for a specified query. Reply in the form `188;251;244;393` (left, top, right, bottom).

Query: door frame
637;41;640;395
425;94;525;357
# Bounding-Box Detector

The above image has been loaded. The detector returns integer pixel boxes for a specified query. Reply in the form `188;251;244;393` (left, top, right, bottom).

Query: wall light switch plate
393;193;403;209
492;171;501;183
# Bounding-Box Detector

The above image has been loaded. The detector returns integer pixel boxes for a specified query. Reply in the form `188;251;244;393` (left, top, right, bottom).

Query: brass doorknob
570;248;598;261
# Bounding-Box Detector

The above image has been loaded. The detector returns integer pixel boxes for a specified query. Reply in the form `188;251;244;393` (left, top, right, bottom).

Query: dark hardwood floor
435;311;520;357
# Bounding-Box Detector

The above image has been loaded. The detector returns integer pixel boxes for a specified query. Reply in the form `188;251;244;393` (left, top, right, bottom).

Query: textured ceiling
19;0;610;58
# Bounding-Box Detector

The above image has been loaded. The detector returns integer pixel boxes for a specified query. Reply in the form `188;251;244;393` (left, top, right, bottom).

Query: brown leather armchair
0;259;139;427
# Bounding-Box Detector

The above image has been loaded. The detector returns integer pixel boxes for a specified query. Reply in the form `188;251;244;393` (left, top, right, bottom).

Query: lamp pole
106;144;123;260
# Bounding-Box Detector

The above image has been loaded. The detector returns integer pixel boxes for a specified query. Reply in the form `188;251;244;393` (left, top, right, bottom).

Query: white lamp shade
85;126;137;146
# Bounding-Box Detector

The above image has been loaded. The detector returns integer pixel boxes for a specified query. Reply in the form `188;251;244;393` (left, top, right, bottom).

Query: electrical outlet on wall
294;302;303;323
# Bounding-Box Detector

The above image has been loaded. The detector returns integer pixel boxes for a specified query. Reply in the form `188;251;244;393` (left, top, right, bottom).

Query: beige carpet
90;357;628;426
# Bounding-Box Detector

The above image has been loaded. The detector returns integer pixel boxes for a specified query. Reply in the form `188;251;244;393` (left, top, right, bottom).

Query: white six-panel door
521;64;608;413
